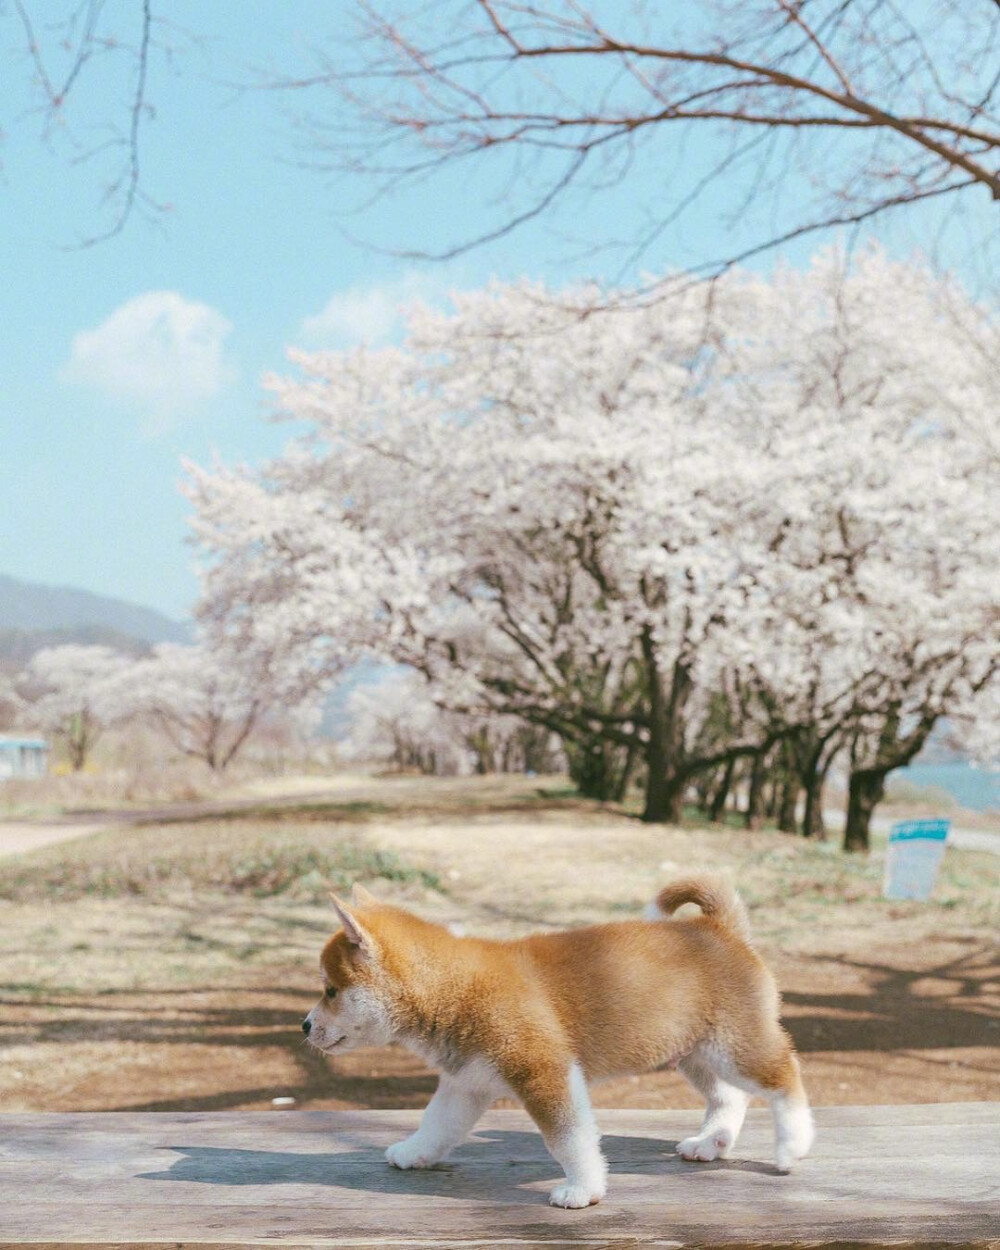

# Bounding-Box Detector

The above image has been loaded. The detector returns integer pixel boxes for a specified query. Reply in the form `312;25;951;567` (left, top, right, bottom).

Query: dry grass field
1;774;997;1118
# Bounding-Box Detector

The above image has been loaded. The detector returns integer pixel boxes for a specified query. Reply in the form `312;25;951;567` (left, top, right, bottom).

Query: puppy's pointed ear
329;893;373;955
351;882;377;908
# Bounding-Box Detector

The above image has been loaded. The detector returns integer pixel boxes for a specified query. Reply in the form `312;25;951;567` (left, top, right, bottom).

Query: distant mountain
0;574;190;653
0;625;156;669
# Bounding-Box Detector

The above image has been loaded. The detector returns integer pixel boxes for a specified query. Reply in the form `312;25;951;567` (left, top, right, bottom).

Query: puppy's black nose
301;1019;311;1036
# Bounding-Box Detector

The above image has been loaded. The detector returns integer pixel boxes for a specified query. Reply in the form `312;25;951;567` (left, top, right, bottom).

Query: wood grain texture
0;1105;998;1246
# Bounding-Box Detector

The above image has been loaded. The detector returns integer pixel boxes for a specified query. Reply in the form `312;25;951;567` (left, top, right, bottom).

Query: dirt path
0;821;110;858
0;775;379;859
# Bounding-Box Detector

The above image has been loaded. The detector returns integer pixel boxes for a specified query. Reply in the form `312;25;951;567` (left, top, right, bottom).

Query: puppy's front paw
549;1182;603;1208
677;1130;732;1162
386;1138;439;1170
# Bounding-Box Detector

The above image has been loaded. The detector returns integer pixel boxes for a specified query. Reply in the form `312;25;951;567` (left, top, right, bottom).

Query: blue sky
1;1;992;622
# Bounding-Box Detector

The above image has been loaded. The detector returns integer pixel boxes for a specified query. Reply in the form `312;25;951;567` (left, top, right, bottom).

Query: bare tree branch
8;0;999;264
8;0;168;245
274;0;1000;278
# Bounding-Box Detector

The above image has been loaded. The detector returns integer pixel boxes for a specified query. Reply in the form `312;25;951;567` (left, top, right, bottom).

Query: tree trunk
640;661;678;821
794;732;840;840
764;770;780;819
639;688;687;822
745;749;767;830
709;756;736;823
613;739;639;803
639;632;692;824
519;726;555;775
778;777;799;833
67;711;85;771
843;769;885;852
802;770;826;839
842;707;941;853
642;764;686;822
467;727;494;775
693;772;714;815
775;740;799;832
567;740;619;800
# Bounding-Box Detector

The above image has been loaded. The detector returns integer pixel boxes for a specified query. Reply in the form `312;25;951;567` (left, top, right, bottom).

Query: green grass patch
152;799;395;826
0;819;442;903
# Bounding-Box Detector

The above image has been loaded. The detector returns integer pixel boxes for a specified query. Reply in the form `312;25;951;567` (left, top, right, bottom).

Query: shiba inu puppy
302;875;813;1208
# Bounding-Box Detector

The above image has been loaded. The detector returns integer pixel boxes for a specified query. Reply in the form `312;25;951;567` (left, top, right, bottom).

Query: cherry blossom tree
188;275;775;821
123;639;325;773
341;667;560;775
842;637;997;850
187;247;1000;844
701;250;1000;847
0;673;26;732
25;645;133;770
342;669;476;775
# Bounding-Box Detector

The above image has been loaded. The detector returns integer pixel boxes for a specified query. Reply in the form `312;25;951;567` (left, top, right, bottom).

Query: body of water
894;762;999;813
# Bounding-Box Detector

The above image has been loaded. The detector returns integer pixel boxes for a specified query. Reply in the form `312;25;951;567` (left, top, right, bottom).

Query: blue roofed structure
0;735;49;779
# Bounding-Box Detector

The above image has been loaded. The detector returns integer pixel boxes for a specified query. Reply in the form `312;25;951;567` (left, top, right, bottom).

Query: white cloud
62;291;235;434
299;271;451;348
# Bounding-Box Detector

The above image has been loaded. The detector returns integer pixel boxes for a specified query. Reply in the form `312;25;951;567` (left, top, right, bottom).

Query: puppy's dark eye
325;986;338;999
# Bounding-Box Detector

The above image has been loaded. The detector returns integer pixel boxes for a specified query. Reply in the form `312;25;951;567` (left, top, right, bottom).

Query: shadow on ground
135;1128;779;1199
2;940;997;1112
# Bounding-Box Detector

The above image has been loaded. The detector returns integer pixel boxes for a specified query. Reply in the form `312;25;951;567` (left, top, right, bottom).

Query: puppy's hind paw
549;1182;603;1209
385;1138;439;1170
677;1130;733;1162
775;1104;815;1173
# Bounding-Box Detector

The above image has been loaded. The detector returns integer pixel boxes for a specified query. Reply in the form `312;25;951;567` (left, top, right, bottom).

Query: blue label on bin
889;819;950;843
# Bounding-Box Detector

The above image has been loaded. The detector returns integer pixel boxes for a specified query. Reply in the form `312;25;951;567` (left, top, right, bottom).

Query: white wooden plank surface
1;1104;998;1246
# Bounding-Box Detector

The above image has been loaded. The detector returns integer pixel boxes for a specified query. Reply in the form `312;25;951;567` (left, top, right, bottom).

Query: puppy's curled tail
649;875;752;944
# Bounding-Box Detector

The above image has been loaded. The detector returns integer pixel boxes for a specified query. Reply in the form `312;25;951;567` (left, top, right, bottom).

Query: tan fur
305;874;812;1202
652;875;753;943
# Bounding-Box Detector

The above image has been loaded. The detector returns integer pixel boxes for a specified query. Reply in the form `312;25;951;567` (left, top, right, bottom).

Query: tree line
185;248;999;851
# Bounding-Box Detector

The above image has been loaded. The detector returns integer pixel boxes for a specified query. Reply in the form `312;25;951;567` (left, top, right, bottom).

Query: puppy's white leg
386;1070;493;1170
735;1051;814;1173
687;1038;814;1172
677;1054;749;1162
543;1064;608;1209
770;1085;815;1173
